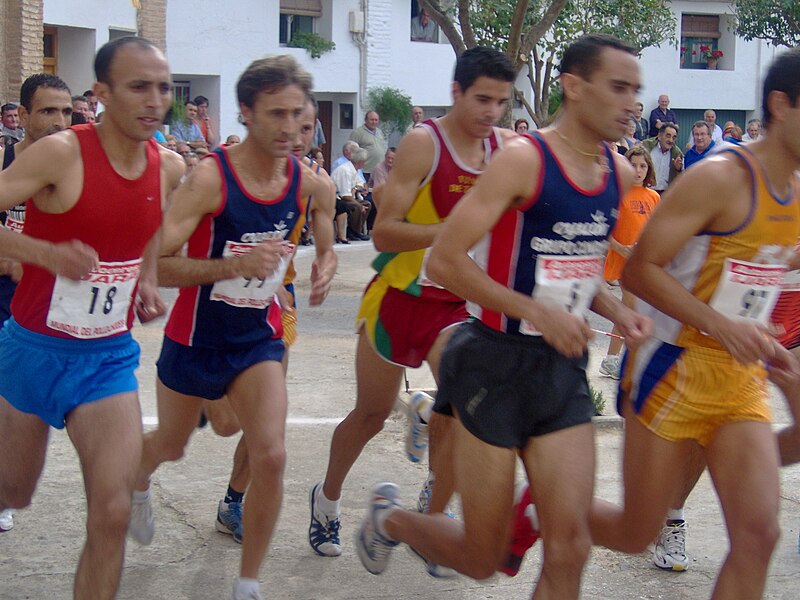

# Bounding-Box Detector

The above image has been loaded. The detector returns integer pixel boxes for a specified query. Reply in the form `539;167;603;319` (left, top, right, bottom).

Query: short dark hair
692;120;711;134
762;47;800;126
1;103;18;115
559;34;637;81
20;74;70;112
94;36;160;86
83;90;95;98
514;118;529;131
305;92;318;116
72;95;89;104
453;46;515;93
185;101;197;108
71;112;87;126
236;55;312;110
193;95;209;106
658;122;678;135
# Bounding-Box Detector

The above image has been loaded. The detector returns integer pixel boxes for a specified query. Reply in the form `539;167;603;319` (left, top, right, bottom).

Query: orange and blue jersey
369;119;503;302
165;149;306;349
469;131;621;336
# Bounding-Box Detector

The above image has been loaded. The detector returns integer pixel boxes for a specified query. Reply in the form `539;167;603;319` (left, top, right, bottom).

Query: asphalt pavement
1;242;798;599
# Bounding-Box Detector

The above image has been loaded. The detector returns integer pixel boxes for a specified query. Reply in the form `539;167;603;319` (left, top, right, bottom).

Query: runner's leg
0;396;49;510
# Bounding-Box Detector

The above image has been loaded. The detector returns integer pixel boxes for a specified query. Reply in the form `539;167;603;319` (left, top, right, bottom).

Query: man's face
412;107;424;123
197;102;209;118
2;108;19;130
658;95;669;111
86;94;98;113
85;111;96;124
704;111;716;128
693;125;711;152
747;122;760;139
186;103;198;119
242;84;305;158
633;104;643;118
658;126;677;151
420;9;430;25
385;149;395;170
365;111;379;131
166;137;177;151
571;47;641;142
176;142;190;155
452;76;511;139
96;44;172;142
292;101;316;158
73;100;89;115
20;87;72;143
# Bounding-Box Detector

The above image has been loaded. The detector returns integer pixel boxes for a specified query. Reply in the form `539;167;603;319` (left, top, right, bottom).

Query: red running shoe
499;483;540;576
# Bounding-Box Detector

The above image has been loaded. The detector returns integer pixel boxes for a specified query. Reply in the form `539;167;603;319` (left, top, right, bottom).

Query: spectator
641;123;683;193
309;146;326;172
83;89;98;113
85;111;96;124
192;95;216;147
723;123;743;143
71;95;90;116
71;111;88;126
331;140;360;172
514;118;529;134
704;109;723;143
165;134;178;151
1;103;23;145
632;101;649;141
648;94;677;137
349;111;386;180
743;118;761;142
313;117;326;148
369;147;395;189
171;101;207;150
410;106;425;129
684;120;715;169
618;118;638;150
331;147;371;241
411;8;438;42
224;134;241;146
175;141;191;157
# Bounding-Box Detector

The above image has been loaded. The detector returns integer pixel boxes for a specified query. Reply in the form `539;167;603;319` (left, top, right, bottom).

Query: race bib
708;258;785;325
519;255;603;336
4;205;24;234
416;247;443;289
782;268;800;293
47;259;141;339
209;241;294;309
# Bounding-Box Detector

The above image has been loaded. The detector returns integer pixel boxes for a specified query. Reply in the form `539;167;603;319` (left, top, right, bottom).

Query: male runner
0;73;75;533
354;35;650;600
209;93;338;544
308;47;517;574
588;48;800;600
0;37;182;599
127;55;334;600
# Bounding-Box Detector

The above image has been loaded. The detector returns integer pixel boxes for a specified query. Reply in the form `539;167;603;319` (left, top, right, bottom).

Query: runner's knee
541;527;592;572
730;513;779;561
86;491;132;537
209;415;241;437
247;442;286;479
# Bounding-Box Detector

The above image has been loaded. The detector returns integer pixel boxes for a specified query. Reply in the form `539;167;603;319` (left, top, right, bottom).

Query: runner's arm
371;128;440;252
428;136;592;358
304;171;337;305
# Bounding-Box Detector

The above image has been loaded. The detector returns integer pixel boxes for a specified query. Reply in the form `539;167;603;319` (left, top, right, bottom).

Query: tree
733;0;800;47
420;0;676;127
367;87;414;137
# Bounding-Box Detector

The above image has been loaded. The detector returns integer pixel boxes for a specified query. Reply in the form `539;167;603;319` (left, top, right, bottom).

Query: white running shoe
652;520;689;571
128;484;155;545
0;508;14;532
355;482;401;575
599;355;622;380
406;392;433;463
308;482;342;557
231;579;263;600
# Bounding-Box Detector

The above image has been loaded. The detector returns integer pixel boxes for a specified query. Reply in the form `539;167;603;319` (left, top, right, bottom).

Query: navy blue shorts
433;320;593;448
0;318;140;429
157;335;285;400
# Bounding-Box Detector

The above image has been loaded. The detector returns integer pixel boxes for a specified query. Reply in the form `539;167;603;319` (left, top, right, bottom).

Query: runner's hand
709;317;774;365
235;239;290;280
614;309;651;351
308;259;333;306
45;239;98;280
136;280;167;323
530;304;593;358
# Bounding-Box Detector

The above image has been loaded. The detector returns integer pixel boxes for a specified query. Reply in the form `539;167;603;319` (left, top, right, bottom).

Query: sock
419;395;434;423
374;504;398;540
232;578;259;598
526;504;540;531
132;486;150;504
666;508;685;523
316;486;340;517
225;486;245;504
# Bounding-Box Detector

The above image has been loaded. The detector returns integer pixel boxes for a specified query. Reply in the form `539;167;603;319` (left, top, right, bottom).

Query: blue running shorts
157;335;285;400
0;318;140;429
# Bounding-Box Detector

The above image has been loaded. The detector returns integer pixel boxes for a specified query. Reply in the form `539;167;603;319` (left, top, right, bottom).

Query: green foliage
590;385;606;417
288;31;336;59
366;87;413;137
733;0;800;46
169;97;187;127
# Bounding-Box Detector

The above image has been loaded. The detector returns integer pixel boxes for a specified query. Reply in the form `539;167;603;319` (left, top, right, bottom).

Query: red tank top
12;124;162;338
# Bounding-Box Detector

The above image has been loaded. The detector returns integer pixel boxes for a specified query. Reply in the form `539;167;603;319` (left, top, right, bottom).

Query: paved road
1;242;798;599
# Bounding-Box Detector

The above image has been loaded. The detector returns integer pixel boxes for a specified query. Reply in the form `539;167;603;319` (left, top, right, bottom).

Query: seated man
331;148;371;241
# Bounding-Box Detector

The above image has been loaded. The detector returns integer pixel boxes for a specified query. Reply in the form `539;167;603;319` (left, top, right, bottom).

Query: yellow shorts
620;338;769;446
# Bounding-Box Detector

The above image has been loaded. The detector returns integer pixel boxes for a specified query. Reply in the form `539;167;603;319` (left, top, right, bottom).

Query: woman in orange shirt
600;146;660;379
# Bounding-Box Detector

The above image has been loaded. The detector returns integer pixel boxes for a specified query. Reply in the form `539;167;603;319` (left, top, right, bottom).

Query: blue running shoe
355;482;401;575
407;545;458;578
216;500;243;544
308;482;342;557
406;392;433;463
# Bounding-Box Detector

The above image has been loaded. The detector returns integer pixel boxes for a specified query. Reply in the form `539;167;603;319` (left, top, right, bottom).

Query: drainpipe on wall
351;0;368;110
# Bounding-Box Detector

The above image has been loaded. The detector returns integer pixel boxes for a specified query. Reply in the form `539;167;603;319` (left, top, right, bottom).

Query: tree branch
457;0;478;48
506;1;532;67
515;87;538;128
519;0;570;58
